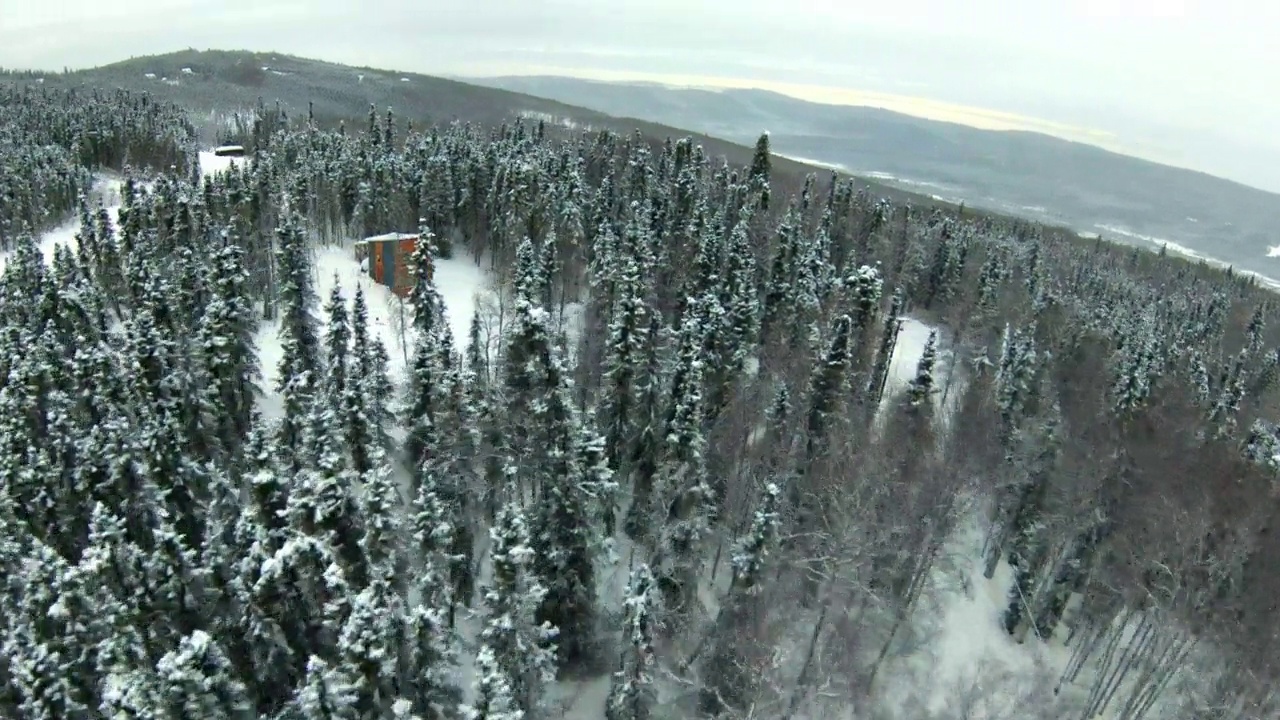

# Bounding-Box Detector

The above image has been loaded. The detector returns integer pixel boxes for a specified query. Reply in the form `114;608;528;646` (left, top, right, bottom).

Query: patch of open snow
0;176;124;273
886;316;935;388
253;242;492;421
198;150;240;178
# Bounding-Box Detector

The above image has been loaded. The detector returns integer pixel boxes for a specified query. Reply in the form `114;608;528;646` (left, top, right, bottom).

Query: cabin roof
356;232;419;245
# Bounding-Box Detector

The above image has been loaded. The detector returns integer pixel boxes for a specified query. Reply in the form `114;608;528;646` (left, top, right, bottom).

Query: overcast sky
3;0;1277;191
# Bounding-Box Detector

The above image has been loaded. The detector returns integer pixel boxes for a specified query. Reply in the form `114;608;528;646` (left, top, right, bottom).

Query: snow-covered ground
198;149;241;178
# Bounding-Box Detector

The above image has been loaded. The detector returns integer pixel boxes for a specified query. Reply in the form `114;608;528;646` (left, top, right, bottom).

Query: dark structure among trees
355;231;425;297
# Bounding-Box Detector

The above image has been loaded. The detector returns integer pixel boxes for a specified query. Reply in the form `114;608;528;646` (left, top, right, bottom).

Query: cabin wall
357;235;432;299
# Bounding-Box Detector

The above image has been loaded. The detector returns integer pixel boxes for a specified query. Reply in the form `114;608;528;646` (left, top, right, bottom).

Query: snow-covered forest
1;86;1278;720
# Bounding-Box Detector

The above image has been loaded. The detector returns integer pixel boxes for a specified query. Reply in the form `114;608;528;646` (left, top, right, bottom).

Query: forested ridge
0;85;1278;720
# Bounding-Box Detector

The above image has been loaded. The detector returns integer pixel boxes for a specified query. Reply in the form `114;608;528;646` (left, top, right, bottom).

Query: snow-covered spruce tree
403;245;475;615
416;443;474;623
252;534;353;698
349;285;391;467
712;211;761;412
651;292;716;625
126;268;213;548
466;307;490;389
1110;323;1155;422
530;408;602;672
156;630;254;720
468;503;557;717
282;656;361;720
324;278;352;422
843;263;885;378
276;205;324;471
624;310;666;544
336;576;406;718
996;322;1039;455
233;526;297;713
805;313;853;464
77;504;155;706
1002;399;1061;640
1249;346;1280;398
404;465;464;718
242;413;292;545
404;232;452;479
289;399;368;588
699;481;782;718
1208;348;1248;439
598;226;651;475
3;538;95;720
747;132;771;211
465;646;522;720
499;236;606;670
1246;301;1266;354
904;329;939;412
605;563;660;720
982;329;1044;582
973;247;1007;326
865;285;904;412
411;226;445;337
922;222;970;312
197;236;260;463
501;237;550;472
358;449;405;587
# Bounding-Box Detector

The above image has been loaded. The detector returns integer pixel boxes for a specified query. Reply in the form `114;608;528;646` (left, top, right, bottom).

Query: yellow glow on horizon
457;64;1126;151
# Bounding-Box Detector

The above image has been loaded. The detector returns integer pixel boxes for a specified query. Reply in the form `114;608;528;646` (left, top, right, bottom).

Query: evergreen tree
348;285;388;468
276;207;323;470
700;482;782;717
605;564;659;720
156;631;253;720
464;647;521;720
747;132;771;210
652;293;716;621
286;656;360;720
337;578;404;718
324;278;351;418
197;238;260;461
471;503;556;716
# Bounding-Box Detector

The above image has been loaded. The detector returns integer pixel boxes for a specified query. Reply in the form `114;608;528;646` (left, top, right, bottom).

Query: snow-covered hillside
9;192;1198;720
2;107;1259;717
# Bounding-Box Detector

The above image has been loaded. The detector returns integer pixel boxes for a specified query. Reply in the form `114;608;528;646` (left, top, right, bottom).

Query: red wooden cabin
355;232;431;298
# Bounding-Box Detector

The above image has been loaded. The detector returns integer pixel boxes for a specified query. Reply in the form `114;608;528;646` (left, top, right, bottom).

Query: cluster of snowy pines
0;86;196;246
2;89;1280;720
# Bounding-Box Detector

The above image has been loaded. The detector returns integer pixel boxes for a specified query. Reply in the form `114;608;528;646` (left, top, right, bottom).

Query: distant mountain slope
474;75;1280;278
5;50;938;209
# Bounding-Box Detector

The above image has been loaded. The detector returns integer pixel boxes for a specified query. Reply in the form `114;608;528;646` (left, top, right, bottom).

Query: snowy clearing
0;175;125;272
254;242;491;421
